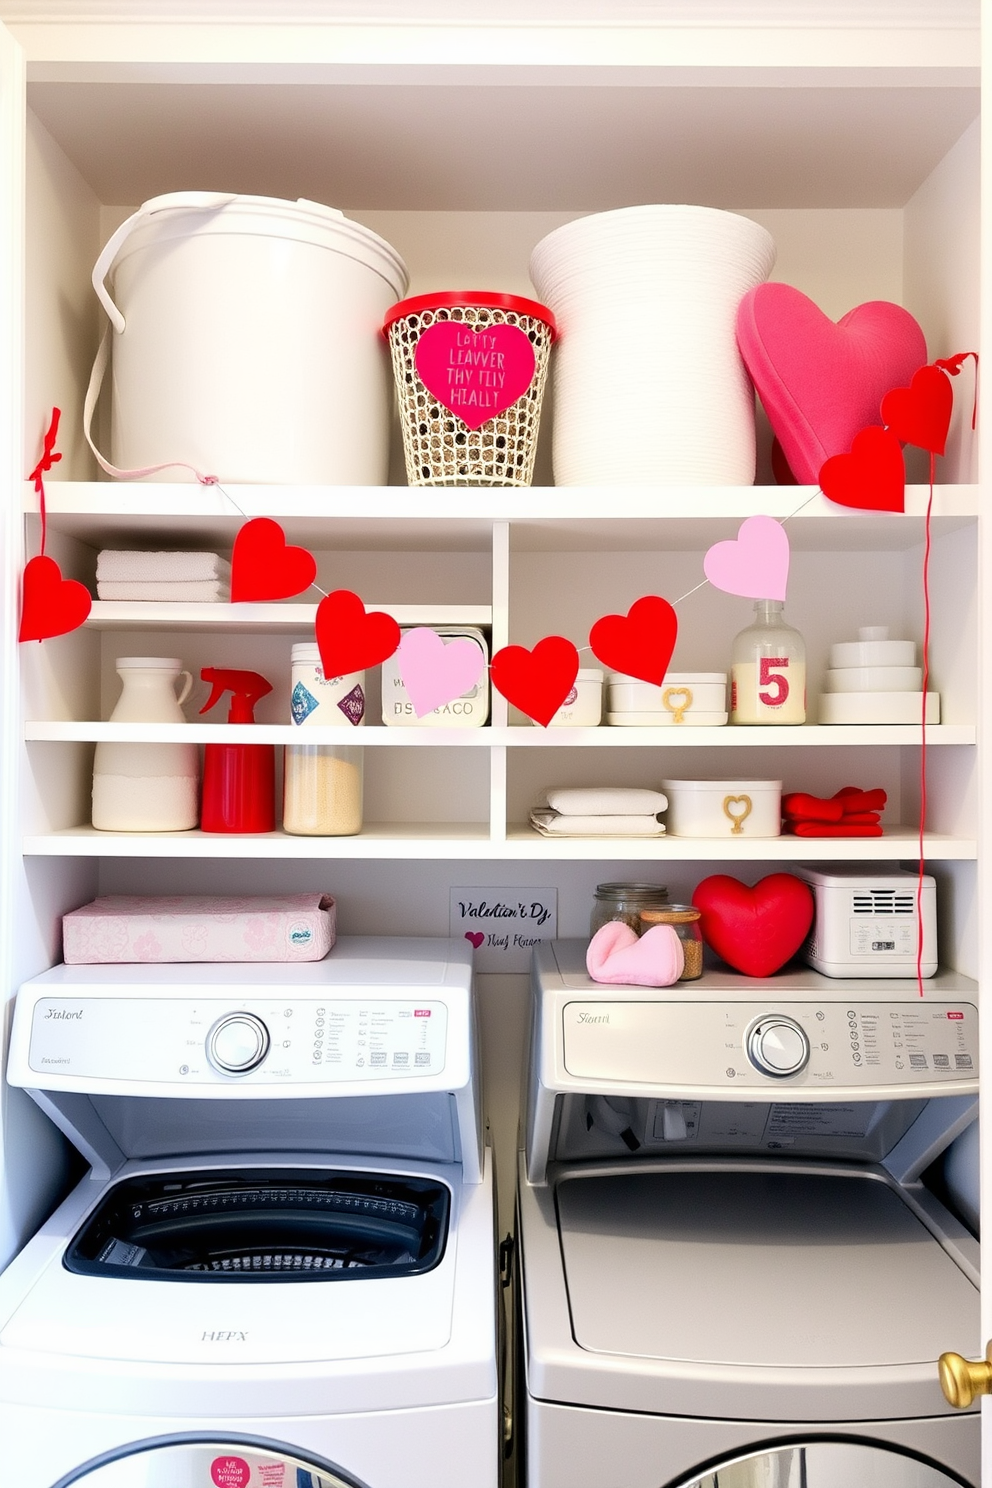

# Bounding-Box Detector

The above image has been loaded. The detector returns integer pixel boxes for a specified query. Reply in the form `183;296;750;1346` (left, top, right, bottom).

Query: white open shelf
24;722;976;747
22;824;973;862
81;602;493;632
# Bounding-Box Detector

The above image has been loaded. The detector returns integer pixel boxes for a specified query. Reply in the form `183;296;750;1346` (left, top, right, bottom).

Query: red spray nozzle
200;667;273;723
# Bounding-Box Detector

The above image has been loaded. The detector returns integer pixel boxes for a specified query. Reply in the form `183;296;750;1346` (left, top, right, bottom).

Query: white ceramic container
89;192;409;484
607;671;727;723
607;710;728;728
529;205;776;486
822;665;923;693
660;778;782;838
818;692;940;725
829;626;916;670
381;627;490;728
541;668;604;727
290;644;366;728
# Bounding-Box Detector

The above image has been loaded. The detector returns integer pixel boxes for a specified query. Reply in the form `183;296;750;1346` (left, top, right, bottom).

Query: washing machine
517;940;981;1488
0;936;500;1488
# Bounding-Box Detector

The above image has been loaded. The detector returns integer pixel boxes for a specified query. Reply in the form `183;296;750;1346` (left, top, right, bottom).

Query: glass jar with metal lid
639;903;703;980
590;882;669;936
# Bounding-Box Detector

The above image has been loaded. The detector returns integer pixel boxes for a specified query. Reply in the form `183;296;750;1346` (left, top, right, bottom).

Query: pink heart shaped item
415;321;536;430
465;931;485;950
586;921;684;988
703;515;790;602
396;627;486;718
736;285;927;484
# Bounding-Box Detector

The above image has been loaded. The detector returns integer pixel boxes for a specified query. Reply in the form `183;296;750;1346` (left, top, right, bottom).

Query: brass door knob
938;1343;992;1408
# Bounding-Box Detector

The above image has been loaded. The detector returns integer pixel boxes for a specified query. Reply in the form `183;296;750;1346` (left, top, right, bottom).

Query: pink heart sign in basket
415;321;537;429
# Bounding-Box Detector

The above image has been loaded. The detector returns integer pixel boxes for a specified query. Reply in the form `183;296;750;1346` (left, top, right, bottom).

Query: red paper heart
19;554;92;642
588;596;678;687
490;636;579;727
880;364;953;456
692;873;814;978
231;517;317;602
415;321;537;430
737;285;927;484
315;590;401;677
818;425;905;512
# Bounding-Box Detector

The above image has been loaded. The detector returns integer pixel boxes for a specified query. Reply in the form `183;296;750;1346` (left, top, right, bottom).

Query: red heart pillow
736;284;927;485
692;873;814;978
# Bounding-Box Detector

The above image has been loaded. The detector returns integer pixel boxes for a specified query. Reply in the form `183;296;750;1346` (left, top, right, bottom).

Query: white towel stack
530;786;668;838
96;551;231;602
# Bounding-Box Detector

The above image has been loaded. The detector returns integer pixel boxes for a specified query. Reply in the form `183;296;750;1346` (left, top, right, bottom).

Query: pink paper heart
397;627;487;717
585;921;684;988
415;321;536;430
736;285;927;485
703;515;790;601
465;931;485;950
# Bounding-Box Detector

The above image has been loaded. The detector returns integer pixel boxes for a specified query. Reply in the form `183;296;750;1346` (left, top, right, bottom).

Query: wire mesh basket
383;291;555;487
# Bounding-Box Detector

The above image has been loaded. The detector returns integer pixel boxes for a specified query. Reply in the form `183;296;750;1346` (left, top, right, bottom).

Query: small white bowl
822;666;923;694
819;692;940;725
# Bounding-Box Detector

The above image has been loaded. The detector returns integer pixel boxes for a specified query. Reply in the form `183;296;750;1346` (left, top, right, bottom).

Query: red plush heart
588;596;678;687
315;589;401;677
490;636;579;727
19;554;92;642
818;425;905;513
880;364;953;456
231;517;317;602
692;873;814;978
736;284;927;485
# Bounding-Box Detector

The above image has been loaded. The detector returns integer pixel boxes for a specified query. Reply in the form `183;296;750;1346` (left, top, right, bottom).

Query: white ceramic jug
92;656;199;831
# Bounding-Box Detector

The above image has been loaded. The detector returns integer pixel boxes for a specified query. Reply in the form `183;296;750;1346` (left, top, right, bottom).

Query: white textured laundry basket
87;192;409;484
530;205;776;486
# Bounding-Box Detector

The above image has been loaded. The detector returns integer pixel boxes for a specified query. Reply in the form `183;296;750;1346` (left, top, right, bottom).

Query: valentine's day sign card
450;886;558;971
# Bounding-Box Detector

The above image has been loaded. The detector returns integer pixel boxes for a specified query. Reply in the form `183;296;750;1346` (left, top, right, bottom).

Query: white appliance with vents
0;937;499;1488
517;940;980;1488
794;865;937;978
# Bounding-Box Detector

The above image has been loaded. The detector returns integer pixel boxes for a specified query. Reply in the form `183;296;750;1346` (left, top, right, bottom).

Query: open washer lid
557;1166;978;1371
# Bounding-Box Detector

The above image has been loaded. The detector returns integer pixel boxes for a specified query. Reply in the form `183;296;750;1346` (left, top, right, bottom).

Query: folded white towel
97;580;231;602
97;551;231;582
530;809;666;838
541;786;669;816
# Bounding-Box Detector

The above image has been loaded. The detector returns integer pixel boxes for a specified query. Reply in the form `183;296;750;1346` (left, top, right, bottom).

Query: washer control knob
207;1013;270;1074
747;1017;810;1078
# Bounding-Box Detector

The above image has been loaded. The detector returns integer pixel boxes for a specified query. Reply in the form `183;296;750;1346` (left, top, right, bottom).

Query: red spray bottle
199;668;276;833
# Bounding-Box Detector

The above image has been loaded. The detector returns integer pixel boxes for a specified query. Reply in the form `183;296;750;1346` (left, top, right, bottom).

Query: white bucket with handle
86;192;409;484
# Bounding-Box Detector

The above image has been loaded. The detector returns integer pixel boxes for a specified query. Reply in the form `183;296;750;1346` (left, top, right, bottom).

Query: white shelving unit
0;3;985;1301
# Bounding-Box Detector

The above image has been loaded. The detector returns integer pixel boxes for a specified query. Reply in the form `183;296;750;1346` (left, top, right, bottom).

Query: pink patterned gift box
63;894;336;964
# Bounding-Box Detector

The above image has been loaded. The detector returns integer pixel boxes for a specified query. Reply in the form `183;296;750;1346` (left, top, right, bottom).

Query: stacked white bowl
529;205;776;486
818;626;940;724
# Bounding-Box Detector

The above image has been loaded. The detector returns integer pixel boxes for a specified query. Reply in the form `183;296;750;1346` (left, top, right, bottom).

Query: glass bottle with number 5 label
730;599;806;724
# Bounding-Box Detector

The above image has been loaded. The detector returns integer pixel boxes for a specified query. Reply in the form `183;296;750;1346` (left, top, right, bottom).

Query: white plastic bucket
87;192;409;484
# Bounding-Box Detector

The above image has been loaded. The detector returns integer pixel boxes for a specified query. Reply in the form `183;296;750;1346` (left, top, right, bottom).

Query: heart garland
315;589;402;678
588;596;678;686
397;626;486;717
703;515;790;601
490;636;580;727
231;517;317;602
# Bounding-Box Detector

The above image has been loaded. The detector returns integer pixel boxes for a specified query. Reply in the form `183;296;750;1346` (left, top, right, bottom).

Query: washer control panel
27;997;448;1084
562;999;978;1091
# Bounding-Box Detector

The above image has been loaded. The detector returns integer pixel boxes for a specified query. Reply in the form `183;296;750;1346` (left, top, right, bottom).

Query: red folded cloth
833;786;887;814
838;811;881;825
782;792;843;823
787;822;884;837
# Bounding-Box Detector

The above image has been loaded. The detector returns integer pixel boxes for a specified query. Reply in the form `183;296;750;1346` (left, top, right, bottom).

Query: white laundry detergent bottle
92;656;199;831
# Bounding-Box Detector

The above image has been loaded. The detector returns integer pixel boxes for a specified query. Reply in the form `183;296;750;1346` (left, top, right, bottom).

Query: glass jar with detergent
283;744;363;836
731;599;806;725
638;904;704;980
590;882;669;936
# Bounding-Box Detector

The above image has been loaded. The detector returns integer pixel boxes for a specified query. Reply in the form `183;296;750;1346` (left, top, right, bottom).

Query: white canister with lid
829;626;916;670
607;671;727;725
92;657;199;831
660;778;782;838
290;644;365;728
381;627;489;727
544;669;603;727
